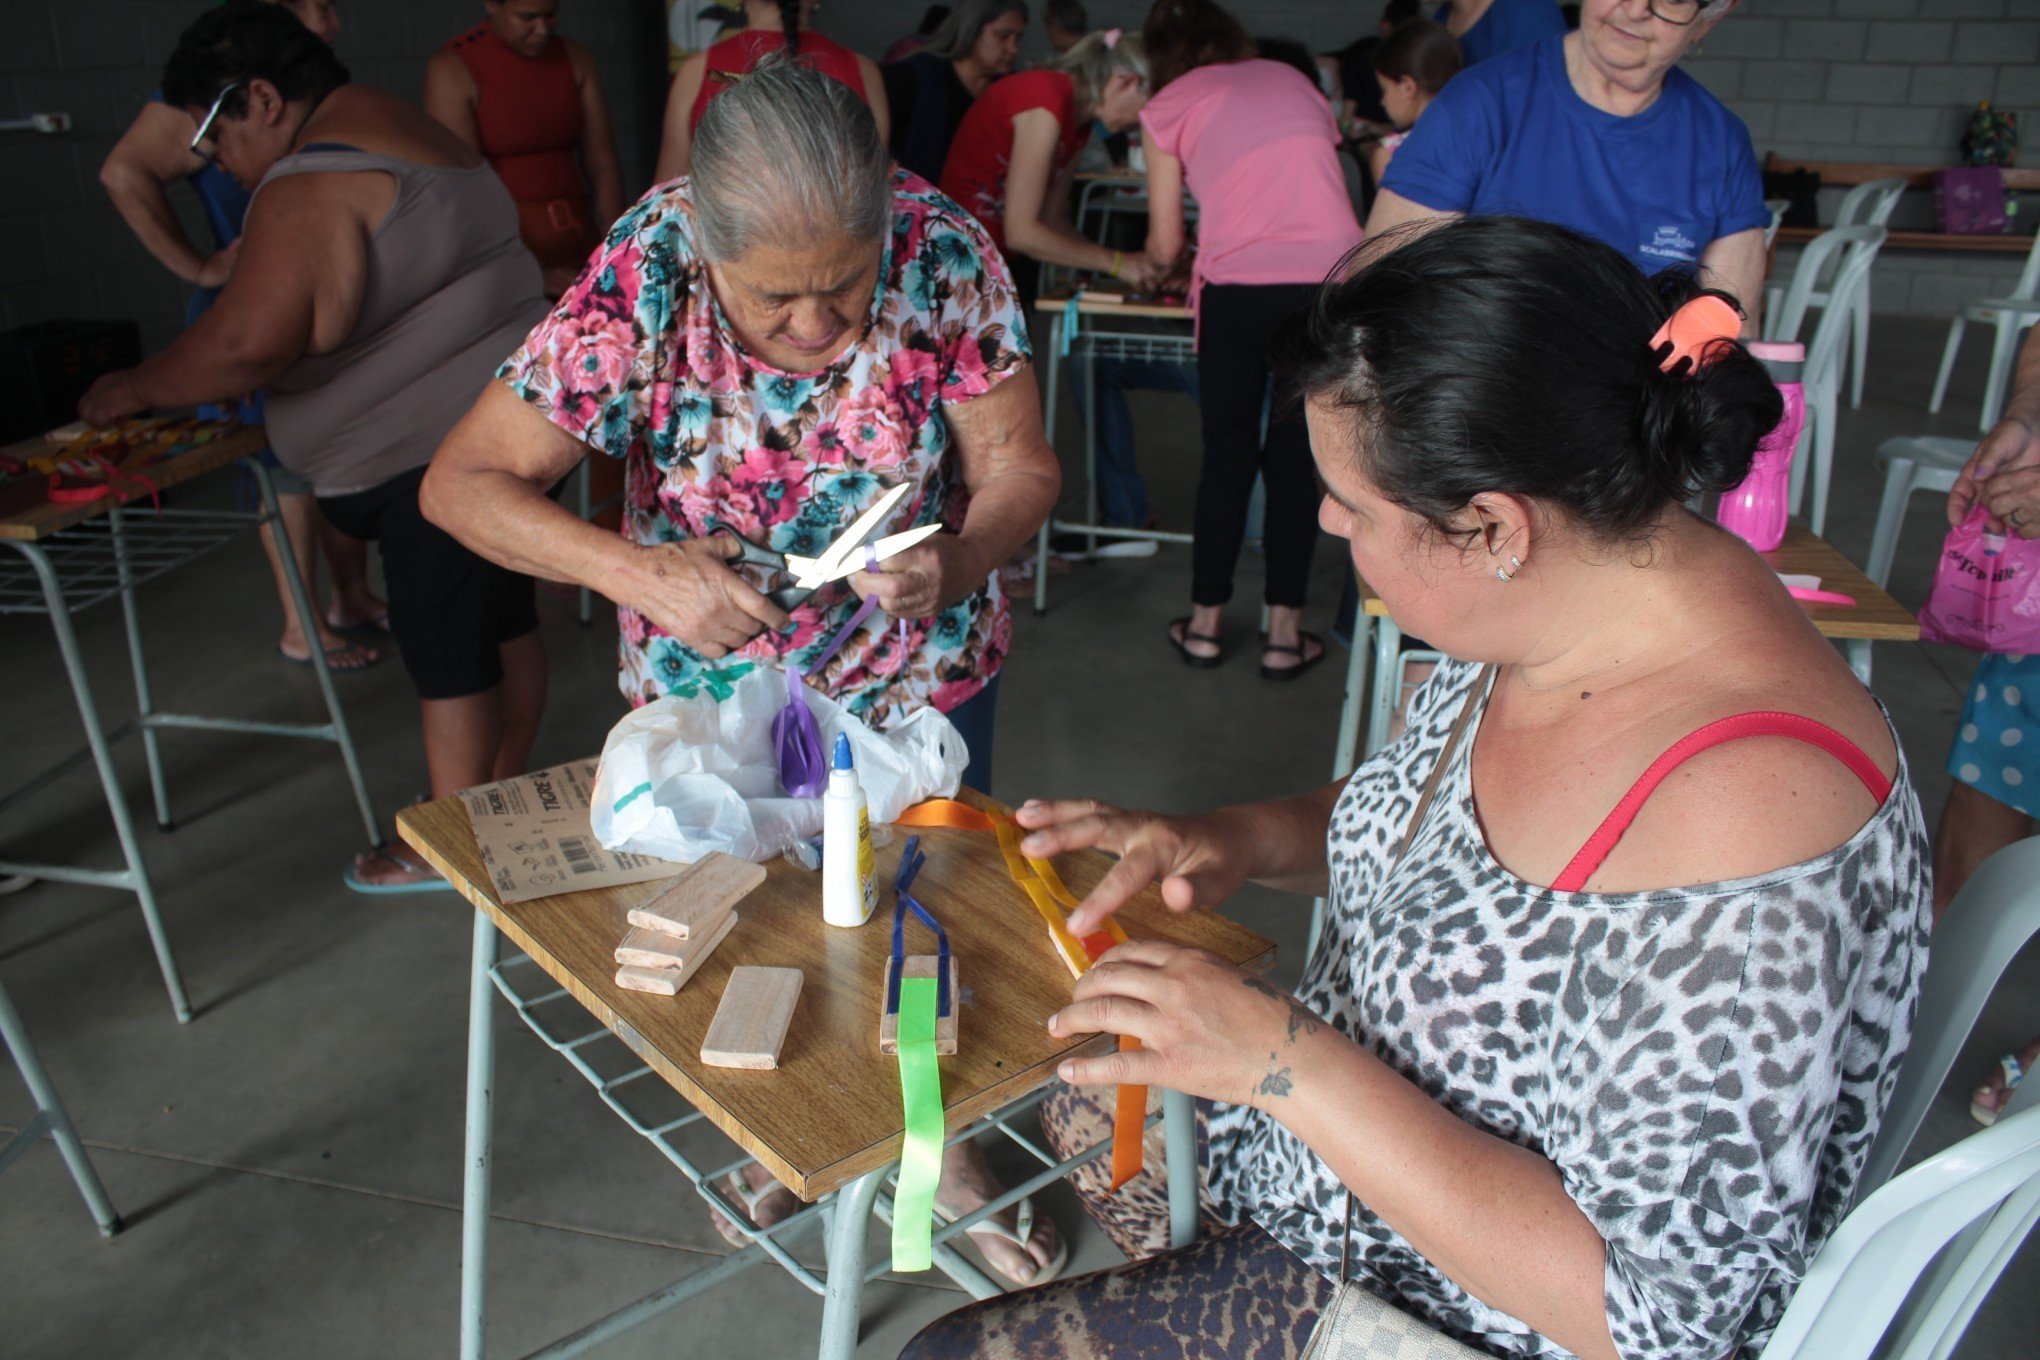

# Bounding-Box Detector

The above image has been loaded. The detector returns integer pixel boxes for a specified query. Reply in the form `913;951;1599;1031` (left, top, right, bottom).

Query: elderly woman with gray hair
421;56;1068;1286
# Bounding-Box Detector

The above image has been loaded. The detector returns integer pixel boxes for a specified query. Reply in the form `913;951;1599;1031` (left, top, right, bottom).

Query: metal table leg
0;976;121;1235
110;507;172;830
817;1166;886;1360
247;462;384;848
1847;639;1872;688
4;540;192;1023
1081;344;1100;560
461;911;500;1360
1162;1088;1199;1249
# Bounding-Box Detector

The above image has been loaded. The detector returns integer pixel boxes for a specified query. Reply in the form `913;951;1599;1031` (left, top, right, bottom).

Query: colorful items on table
894;798;1147;1192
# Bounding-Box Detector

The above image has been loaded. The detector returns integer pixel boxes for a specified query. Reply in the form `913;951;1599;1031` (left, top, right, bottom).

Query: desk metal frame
0;458;381;1021
1030;300;1199;615
455;910;1201;1359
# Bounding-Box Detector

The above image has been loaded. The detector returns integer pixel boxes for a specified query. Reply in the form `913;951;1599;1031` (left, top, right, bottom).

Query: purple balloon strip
774;592;881;798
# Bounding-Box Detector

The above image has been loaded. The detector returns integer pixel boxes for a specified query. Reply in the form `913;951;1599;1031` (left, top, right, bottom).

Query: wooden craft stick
614;910;738;995
614;912;731;969
700;966;806;1070
880;955;959;1056
626;852;766;940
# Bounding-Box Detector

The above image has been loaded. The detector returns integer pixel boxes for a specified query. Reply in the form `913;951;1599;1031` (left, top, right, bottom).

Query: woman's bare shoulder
310;86;483;170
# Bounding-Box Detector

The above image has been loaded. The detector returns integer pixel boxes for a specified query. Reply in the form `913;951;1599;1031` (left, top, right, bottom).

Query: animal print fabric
1204;658;1932;1359
898;1220;1334;1360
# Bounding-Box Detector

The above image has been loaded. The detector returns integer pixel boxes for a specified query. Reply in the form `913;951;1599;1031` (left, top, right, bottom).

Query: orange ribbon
895;798;1145;1191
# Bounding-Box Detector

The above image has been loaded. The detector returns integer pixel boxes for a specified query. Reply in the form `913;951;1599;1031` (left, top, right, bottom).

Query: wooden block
614;911;730;969
879;954;959;1056
626;852;766;939
613;910;738;995
700;966;806;1070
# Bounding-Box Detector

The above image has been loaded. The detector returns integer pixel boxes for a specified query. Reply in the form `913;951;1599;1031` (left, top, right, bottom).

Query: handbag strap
1334;661;1494;1283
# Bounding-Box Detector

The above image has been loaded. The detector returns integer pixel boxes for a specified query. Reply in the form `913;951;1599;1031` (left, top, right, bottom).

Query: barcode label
559;836;597;874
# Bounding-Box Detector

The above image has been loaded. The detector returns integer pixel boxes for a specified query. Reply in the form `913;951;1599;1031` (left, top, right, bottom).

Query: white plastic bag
590;665;968;864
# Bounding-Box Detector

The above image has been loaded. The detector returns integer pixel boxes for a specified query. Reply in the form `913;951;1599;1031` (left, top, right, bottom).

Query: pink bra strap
1550;713;1893;894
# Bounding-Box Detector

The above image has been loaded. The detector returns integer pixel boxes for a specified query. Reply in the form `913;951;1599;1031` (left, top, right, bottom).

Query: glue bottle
822;733;877;928
1716;340;1805;553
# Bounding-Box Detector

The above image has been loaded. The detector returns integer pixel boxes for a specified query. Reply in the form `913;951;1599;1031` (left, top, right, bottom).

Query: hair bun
1635;336;1781;503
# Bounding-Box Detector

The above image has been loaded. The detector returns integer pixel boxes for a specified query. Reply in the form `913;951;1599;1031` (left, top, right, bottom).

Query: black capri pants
1192;282;1323;610
318;465;538;700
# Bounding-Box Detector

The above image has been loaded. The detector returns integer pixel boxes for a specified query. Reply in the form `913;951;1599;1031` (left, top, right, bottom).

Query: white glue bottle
822;733;877;928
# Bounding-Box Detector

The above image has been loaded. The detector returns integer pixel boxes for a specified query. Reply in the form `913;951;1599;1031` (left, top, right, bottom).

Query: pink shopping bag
1918;505;2040;653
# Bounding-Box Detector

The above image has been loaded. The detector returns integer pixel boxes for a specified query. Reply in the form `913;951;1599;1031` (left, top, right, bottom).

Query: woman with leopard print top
902;216;1931;1360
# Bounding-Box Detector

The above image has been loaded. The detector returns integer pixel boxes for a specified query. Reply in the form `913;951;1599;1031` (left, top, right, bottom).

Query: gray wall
4;0;2037;355
0;0;668;353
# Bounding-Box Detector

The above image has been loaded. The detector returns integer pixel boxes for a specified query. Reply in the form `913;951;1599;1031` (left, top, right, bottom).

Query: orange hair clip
1649;294;1743;377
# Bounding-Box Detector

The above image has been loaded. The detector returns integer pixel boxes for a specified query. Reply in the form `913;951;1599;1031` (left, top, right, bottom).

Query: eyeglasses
1646;0;1706;25
188;83;245;162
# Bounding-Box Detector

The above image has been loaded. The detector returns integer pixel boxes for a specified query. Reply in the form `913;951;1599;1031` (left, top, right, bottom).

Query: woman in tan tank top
82;2;551;893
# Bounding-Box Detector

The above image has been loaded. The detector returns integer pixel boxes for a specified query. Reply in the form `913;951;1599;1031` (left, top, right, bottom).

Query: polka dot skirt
1949;653;2040;818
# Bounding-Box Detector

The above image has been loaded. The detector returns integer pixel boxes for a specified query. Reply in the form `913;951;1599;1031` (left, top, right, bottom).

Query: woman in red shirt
655;0;889;180
423;0;625;298
939;30;1159;310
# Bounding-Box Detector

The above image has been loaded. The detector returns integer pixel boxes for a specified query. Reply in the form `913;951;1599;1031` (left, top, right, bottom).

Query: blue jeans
945;671;1002;796
1069;358;1201;526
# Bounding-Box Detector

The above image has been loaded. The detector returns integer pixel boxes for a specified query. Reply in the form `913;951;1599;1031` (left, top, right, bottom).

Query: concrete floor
0;314;2032;1358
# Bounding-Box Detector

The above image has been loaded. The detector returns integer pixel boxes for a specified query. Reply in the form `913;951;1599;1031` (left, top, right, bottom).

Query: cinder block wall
0;0;668;353
5;0;2037;355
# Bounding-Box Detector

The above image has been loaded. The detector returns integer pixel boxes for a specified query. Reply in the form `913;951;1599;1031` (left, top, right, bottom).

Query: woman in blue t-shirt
1369;0;1767;331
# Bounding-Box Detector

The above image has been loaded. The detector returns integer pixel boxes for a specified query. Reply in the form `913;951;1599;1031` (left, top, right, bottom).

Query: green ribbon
892;975;944;1272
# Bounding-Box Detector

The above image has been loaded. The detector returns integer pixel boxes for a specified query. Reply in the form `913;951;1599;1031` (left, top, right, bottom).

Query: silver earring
1495;554;1523;582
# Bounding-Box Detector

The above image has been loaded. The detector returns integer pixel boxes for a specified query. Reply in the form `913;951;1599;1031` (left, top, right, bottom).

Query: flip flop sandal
1260;632;1327;682
329;610;392;637
279;642;383;672
708;1169;800;1247
1169;617;1225;669
933;1194;1070;1289
1973;1052;2026;1127
342;849;453;895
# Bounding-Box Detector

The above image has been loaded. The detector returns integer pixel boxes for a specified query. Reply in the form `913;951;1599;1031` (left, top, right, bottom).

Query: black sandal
1260;632;1326;681
1168;616;1225;668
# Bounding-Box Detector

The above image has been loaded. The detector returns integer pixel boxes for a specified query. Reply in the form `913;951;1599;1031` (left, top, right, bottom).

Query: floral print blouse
497;170;1031;728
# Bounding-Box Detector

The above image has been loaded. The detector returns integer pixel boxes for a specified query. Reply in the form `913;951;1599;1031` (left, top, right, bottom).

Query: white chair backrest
1764;197;1789;250
1837;176;1909;228
1858;835;2040;1199
1761;1104;2040;1360
2008;229;2040;304
1797;226;1888;384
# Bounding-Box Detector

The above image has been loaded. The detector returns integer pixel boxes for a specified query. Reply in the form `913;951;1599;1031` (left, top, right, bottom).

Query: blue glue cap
832;732;854;771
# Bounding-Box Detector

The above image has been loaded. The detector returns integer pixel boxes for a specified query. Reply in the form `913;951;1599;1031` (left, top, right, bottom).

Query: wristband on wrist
1110;250;1124;279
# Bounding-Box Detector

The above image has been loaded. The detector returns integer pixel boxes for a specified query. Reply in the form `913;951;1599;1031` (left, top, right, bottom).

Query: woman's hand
1114;252;1164;293
848;532;983;618
1046;938;1327;1109
78;370;147;427
625;536;791;658
1014;799;1254;934
1950;413;2040;531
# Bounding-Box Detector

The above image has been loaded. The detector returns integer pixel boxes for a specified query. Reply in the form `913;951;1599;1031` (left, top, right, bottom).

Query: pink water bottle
1716;340;1805;552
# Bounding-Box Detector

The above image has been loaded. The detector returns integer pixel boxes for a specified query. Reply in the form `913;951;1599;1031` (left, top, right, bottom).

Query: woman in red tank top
423;0;624;297
655;0;889;181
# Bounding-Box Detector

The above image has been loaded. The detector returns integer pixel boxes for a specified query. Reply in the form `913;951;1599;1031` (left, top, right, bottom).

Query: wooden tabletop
1357;525;1919;642
1035;291;1191;323
397;787;1274;1202
0;423;267;542
1773;225;2036;255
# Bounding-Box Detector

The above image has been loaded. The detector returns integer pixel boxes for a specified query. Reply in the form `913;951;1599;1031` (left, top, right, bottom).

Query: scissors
709;481;943;612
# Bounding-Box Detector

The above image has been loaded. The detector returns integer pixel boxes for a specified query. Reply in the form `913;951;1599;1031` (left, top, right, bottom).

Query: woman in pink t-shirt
1141;0;1363;679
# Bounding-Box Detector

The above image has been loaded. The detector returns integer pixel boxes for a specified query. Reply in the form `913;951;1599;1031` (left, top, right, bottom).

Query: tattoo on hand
1256;1056;1294;1100
1241;974;1324;1043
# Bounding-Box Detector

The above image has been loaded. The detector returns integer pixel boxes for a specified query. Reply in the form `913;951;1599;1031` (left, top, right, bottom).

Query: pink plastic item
1919;505;2040;653
1717;341;1805;553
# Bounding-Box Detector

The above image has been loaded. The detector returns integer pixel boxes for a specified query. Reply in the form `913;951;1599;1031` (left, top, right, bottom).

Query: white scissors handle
789;481;914;589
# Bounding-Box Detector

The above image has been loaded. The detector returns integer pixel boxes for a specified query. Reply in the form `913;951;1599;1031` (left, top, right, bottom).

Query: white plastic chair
1762;836;2040;1360
1928;231;2040;432
1763;197;1790;251
1771;225;1888;535
1764;178;1904;411
1865;434;1972;589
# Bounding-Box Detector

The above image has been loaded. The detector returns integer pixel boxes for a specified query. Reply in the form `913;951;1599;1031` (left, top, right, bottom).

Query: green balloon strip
891;975;944;1272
